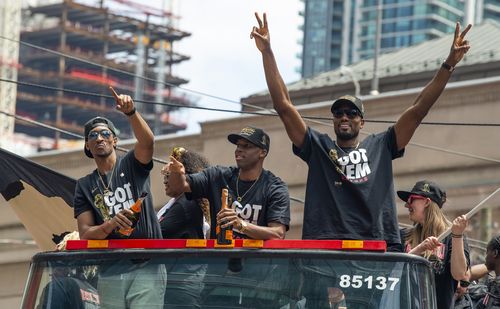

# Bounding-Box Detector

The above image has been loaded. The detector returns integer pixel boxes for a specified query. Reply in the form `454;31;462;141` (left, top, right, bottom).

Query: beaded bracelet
124;107;136;116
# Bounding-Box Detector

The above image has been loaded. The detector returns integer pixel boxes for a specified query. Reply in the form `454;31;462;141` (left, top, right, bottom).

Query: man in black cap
168;126;290;240
251;12;471;248
73;88;165;308
74;87;160;240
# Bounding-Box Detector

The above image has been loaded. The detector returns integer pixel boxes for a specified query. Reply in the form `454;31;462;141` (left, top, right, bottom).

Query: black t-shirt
403;233;471;309
293;126;404;242
73;150;161;239
159;194;204;239
432;235;471;309
186;166;290;239
38;276;100;309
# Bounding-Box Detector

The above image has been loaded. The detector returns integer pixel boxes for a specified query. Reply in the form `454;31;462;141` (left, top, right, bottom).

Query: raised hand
168;156;186;176
451;215;468;236
447;22;472;66
109;86;135;115
251;12;270;52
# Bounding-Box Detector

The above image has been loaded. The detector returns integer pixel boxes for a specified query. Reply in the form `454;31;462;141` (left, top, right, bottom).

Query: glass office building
301;0;499;78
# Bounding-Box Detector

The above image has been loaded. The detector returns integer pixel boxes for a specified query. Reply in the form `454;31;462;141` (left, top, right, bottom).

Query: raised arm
450;215;470;281
166;156;192;193
394;23;471;151
110;86;154;164
251;12;307;148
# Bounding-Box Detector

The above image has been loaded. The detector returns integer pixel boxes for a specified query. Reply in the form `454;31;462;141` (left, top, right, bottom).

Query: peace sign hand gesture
251;12;271;52
447;22;472;66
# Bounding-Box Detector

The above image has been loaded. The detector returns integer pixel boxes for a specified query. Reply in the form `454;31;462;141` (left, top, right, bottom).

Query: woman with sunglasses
397;180;470;309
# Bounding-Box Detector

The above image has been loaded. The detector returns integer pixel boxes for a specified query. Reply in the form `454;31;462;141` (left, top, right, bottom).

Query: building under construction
16;0;191;149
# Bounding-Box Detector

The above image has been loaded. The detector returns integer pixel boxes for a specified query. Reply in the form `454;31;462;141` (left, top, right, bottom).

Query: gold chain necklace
98;164;115;197
334;140;360;155
236;171;261;203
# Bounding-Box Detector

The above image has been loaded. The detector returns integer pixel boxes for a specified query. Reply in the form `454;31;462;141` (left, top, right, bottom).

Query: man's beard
95;148;114;158
336;130;359;141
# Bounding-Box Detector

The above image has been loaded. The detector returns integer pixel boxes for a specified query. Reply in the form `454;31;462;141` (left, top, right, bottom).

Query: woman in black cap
397;180;470;309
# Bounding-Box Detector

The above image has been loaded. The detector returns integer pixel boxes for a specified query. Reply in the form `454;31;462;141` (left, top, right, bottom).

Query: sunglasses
407;194;427;204
459;280;471;288
88;129;113;140
332;108;360;119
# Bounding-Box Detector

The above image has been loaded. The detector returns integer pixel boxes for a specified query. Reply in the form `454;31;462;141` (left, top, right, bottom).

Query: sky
155;0;304;132
31;0;303;133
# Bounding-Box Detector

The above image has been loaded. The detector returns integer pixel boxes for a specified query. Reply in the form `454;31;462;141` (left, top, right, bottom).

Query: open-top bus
22;239;436;309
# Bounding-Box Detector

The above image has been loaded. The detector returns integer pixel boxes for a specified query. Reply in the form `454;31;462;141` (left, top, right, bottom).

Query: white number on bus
339;275;400;291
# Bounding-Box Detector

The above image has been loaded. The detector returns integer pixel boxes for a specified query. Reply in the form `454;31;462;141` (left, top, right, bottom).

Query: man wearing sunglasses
251;12;471;249
73;88;165;308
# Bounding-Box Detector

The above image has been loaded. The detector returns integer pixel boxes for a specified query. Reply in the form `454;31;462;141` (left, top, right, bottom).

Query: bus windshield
24;250;435;309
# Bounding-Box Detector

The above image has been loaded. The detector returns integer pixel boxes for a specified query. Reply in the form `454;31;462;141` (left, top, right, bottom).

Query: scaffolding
0;0;21;141
17;0;192;148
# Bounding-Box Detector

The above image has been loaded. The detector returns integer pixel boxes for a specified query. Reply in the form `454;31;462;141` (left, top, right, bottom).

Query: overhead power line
3;77;500;127
2;98;500;166
3;35;500;128
0;34;265;111
0;110;308;204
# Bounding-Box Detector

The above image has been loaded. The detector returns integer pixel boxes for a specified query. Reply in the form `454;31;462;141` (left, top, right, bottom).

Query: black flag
0;148;77;251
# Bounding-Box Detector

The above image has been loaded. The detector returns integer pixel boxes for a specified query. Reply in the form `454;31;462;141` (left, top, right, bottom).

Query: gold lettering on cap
240;127;255;136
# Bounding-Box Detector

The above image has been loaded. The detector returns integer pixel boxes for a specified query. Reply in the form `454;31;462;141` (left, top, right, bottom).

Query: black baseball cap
331;95;365;118
397;180;447;208
83;116;117;158
227;126;270;153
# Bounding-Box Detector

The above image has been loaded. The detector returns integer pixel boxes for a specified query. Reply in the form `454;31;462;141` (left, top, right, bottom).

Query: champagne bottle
216;188;233;245
116;192;148;237
171;146;186;160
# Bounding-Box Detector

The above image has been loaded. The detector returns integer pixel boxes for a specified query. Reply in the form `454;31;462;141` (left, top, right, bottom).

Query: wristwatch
441;62;455;73
239;220;248;234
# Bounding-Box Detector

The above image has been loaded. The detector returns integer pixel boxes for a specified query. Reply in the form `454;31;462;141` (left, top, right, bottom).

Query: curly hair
487;234;500;252
180;151;210;175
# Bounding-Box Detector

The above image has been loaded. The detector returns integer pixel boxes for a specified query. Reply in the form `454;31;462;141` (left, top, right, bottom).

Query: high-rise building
0;1;21;142
301;0;500;78
4;0;192;154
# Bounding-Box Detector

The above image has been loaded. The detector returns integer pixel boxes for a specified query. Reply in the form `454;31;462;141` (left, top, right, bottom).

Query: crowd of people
64;13;500;309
